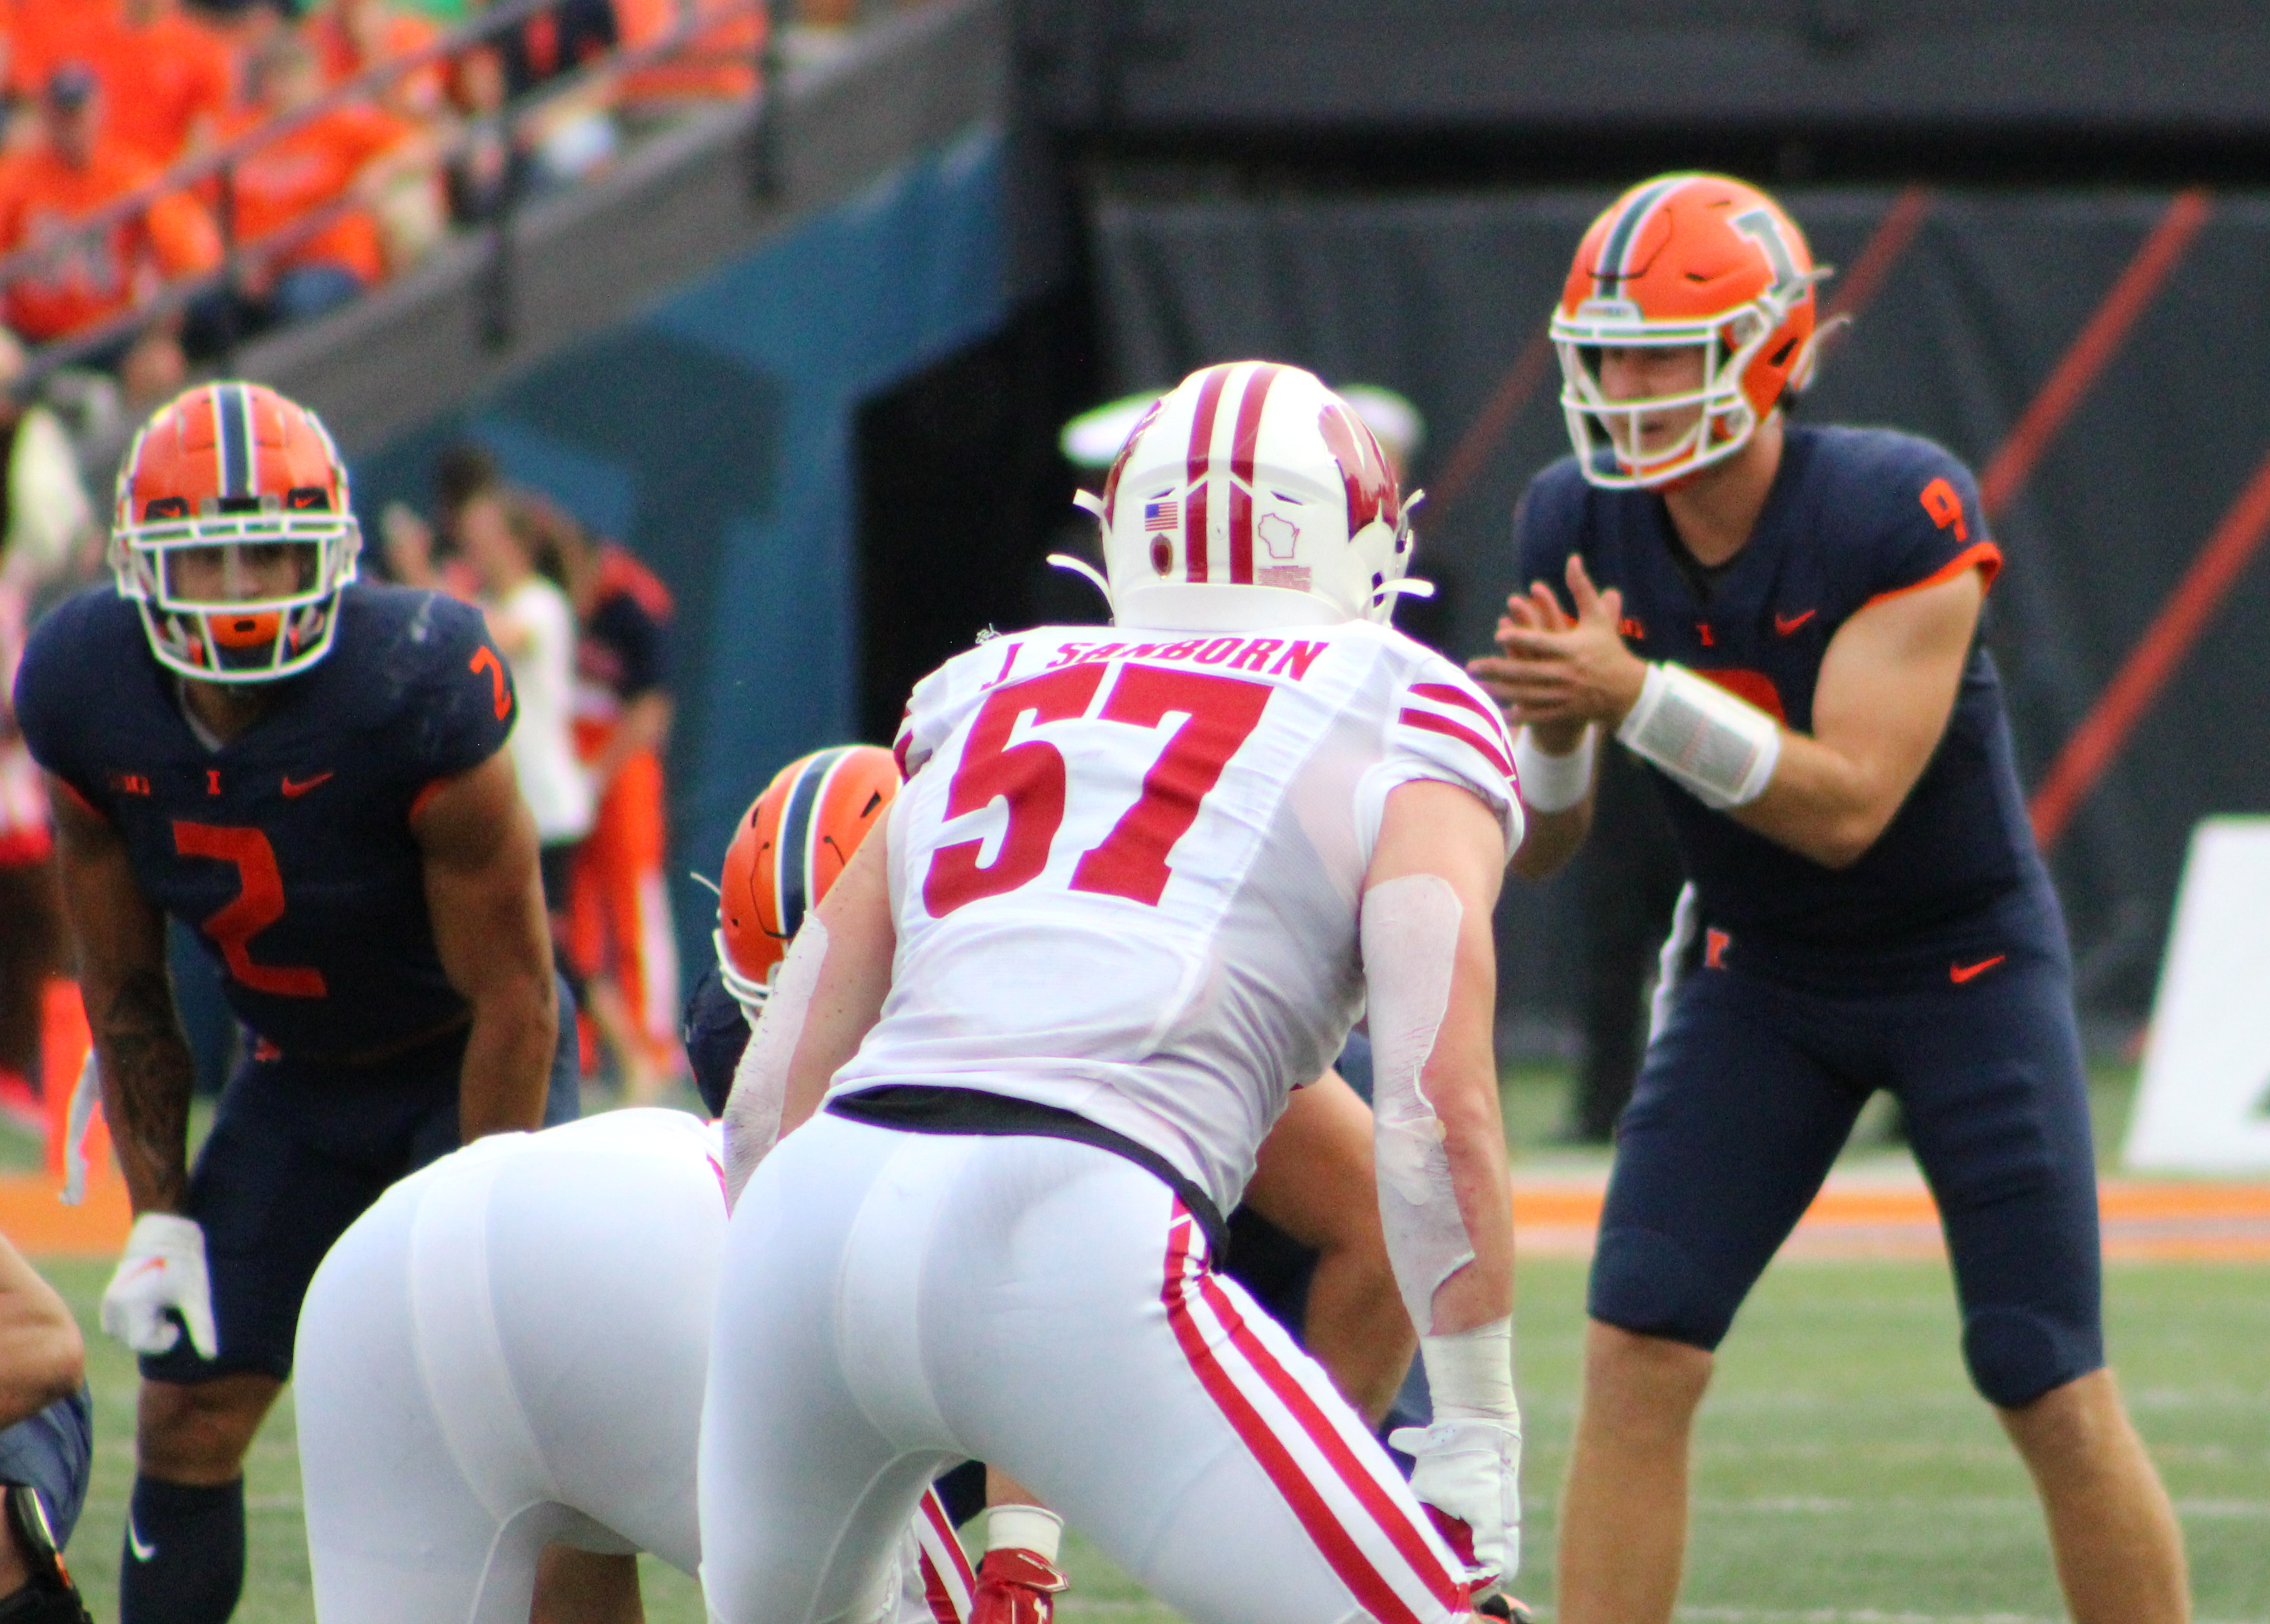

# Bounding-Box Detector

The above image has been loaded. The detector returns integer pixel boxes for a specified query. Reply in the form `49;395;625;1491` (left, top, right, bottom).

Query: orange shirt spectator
307;0;447;121
615;0;765;105
77;0;239;170
223;36;421;288
3;0;116;101
0;69;222;343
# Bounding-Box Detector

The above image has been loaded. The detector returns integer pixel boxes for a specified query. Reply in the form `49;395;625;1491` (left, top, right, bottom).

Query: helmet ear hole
1150;537;1172;576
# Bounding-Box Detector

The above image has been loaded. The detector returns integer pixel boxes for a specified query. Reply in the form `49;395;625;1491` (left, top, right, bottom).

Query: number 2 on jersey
173;822;328;997
922;664;1273;917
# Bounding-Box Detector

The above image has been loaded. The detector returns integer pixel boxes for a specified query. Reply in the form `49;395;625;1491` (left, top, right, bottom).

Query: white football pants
295;1109;974;1624
699;1112;1470;1624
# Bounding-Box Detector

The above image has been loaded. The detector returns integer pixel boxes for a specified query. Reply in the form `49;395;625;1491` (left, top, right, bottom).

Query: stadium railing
2;0;777;388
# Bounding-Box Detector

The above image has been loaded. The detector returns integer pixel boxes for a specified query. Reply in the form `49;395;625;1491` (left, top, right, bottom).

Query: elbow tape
1616;662;1781;809
1361;873;1475;1334
721;912;829;1210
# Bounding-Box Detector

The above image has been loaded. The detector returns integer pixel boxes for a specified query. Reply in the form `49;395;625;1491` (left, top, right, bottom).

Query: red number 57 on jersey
923;663;1273;918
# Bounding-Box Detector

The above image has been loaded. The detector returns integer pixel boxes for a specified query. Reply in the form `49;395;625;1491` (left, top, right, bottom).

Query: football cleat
1551;172;1828;489
111;381;361;684
967;1546;1069;1624
1474;1591;1534;1624
0;1485;93;1624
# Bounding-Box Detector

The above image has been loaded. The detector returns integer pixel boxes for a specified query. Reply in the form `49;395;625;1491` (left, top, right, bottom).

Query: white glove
1389;1416;1523;1587
1390;1316;1523;1588
101;1213;218;1359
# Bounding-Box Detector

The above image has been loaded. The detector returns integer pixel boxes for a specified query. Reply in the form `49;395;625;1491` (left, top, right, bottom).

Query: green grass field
21;1067;2270;1622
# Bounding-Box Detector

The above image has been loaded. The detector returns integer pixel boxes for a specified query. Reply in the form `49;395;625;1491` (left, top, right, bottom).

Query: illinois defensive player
11;382;578;1624
691;744;1438;1624
701;362;1526;1624
1468;173;2188;1624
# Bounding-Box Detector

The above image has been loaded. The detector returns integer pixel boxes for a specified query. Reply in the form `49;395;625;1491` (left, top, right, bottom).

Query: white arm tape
721;912;829;1211
1361;873;1475;1333
61;1050;101;1206
1511;724;1596;814
1420;1315;1517;1421
1616;661;1782;809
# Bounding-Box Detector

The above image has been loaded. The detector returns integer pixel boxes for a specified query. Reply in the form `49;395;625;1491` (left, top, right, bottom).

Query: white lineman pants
699;1113;1471;1624
295;1109;975;1624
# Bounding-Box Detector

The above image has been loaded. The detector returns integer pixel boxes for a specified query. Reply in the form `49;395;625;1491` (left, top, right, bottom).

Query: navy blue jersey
1516;424;2048;961
15;583;516;1057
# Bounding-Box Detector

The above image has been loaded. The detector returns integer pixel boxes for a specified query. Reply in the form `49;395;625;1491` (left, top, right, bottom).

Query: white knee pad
1360;873;1475;1333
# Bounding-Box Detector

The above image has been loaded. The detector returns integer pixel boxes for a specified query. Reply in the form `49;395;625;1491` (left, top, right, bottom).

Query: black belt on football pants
825;1084;1228;1264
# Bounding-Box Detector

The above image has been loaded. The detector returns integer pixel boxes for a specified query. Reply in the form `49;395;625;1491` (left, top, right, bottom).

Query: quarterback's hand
101;1213;218;1359
1389;1417;1522;1589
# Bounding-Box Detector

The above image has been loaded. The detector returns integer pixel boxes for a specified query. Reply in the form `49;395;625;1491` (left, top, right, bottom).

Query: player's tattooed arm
413;751;558;1141
48;778;195;1213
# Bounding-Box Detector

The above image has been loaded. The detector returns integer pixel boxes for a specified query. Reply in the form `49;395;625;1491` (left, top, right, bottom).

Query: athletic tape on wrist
1361;873;1476;1333
1511;725;1595;814
721;912;829;1209
1420;1315;1517;1423
986;1504;1065;1562
1616;662;1781;809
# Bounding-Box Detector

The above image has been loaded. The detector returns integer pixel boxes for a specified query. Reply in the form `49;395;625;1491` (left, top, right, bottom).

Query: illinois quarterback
1469;172;2189;1624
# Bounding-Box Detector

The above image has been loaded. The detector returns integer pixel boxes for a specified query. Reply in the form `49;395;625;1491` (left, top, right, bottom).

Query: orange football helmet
1552;174;1827;488
111;381;361;683
715;745;901;1009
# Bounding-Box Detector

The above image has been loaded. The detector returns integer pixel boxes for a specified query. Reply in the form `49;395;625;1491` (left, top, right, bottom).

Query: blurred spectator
525;499;683;1099
0;66;220;371
2;0;115;108
443;43;524;225
0;324;95;1106
455;485;593;931
78;0;238;171
615;0;765;111
308;0;449;120
486;0;622;191
218;30;438;333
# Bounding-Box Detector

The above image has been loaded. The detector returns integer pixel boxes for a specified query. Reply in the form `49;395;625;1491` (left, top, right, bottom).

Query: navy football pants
1590;946;2103;1409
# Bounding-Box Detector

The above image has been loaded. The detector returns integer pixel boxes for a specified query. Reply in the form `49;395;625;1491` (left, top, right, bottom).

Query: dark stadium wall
347;126;1010;988
1086;185;2270;1028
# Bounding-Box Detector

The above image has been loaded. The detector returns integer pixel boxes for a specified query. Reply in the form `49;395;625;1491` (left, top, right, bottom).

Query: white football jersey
831;619;1522;1210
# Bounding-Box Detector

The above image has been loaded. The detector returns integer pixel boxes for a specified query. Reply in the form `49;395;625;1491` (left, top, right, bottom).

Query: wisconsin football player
701;362;1525;1624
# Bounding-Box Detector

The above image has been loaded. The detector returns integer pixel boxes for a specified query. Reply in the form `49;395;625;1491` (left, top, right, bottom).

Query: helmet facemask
115;500;361;683
1554;297;1805;489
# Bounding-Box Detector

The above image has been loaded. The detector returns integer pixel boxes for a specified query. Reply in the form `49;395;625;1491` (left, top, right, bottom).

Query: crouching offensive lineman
13;383;578;1624
700;362;1526;1624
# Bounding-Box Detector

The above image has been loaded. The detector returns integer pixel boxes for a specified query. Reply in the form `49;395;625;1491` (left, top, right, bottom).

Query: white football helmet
1070;362;1427;630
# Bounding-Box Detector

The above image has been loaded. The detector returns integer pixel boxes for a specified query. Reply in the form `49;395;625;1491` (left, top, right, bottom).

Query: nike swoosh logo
1950;955;2006;984
123;1257;167;1284
1774;610;1818;634
281;771;335;798
128;1515;155;1561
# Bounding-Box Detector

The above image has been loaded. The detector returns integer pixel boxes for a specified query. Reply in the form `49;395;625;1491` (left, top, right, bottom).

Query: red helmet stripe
1226;362;1284;585
1181;365;1232;584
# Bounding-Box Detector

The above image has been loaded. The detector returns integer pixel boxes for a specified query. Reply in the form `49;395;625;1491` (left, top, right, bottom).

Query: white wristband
1511;724;1596;814
1420;1315;1517;1421
986;1504;1064;1561
1617;662;1781;809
